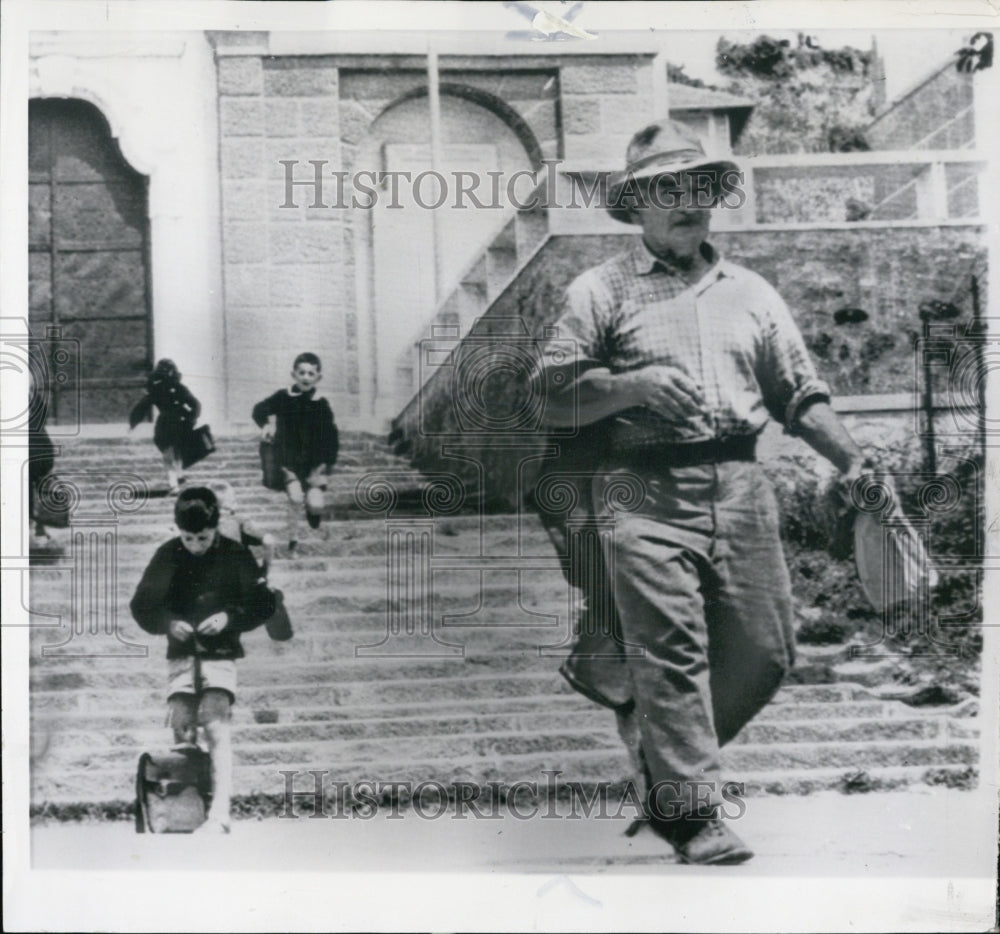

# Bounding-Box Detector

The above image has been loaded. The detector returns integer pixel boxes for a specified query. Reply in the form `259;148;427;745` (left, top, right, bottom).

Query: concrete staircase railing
392;197;551;414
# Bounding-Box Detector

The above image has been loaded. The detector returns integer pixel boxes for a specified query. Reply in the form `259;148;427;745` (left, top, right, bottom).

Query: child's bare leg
261;533;276;566
285;477;304;550
200;690;233;830
305;469;327;534
163;448;180;492
168;695;198;746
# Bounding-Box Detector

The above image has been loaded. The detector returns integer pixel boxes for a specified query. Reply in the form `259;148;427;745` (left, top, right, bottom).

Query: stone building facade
29;31;673;430
27;30;985;438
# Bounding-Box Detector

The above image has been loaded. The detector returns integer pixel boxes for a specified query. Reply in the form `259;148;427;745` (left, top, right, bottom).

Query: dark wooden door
29;99;152;425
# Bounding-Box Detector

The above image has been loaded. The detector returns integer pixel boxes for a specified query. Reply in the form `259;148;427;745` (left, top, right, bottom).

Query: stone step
56;504;532;538
34;734;979;790
44;513;542;540
41;729;624;773
30;653;561;692
30;671;587;713
734;763;979;796
28;587;570;619
31;752;979;807
30;675;887;715
28;633;585;666
30;432;981;812
31;693;602;730
54;467;428;489
34;711;965;759
58;452;410;467
54;433;394;452
31;571;570;604
29;615;569;660
53;455;404;471
33;749;637;803
29;549;566;580
30;547;563;579
832;658;901;687
29;697;913;731
51;457;412;477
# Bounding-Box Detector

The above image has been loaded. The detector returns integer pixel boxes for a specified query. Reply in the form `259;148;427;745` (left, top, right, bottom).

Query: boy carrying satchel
130;487;274;832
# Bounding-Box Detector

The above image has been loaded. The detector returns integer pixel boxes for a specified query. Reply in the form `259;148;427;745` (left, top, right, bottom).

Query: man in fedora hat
533;119;867;864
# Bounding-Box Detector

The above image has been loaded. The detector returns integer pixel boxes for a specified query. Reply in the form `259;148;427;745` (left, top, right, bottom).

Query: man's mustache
668;212;707;226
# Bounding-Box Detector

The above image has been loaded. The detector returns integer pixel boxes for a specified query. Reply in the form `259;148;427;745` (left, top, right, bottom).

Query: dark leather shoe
647;813;754;865
673;818;754;865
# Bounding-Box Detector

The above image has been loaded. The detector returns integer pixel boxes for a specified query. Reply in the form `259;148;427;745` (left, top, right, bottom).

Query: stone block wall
216;48;352;423
212;39;662;427
393;224;985;506
559;55;657;165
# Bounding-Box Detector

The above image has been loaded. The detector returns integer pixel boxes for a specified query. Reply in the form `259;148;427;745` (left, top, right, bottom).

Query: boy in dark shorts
130;487;274;833
252;352;339;553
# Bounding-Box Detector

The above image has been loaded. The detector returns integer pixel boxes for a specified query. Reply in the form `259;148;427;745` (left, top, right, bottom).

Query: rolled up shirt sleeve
756;289;831;432
534;273;612;393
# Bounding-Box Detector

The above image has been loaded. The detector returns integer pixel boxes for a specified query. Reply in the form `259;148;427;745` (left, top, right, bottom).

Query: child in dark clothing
252;352;339;553
210;480;276;569
129;359;201;494
130;487;274;833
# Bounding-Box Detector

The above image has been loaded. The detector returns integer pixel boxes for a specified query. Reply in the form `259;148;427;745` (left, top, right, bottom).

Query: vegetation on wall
712;35;877;154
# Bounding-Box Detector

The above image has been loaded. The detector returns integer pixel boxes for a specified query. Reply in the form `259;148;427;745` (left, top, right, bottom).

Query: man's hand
833;455;880;508
624;366;707;421
196;612;229;636
168;620;195;642
260;424;275;442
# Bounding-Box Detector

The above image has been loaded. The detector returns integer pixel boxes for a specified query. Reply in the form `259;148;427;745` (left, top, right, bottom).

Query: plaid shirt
539;239;830;448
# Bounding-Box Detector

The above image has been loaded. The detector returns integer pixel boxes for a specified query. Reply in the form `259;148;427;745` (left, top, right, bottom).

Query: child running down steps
252;352;339;555
129;359;201;495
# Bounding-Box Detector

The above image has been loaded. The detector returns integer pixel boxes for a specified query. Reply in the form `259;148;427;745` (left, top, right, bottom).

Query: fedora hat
606;118;740;224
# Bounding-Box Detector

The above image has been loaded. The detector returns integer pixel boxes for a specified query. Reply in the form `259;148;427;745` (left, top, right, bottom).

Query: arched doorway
29;98;152;424
356;87;540;421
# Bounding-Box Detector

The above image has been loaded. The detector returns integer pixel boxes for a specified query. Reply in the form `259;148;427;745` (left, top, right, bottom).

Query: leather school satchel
179;424;216;470
254;563;292;641
135;745;212;833
259;440;285;491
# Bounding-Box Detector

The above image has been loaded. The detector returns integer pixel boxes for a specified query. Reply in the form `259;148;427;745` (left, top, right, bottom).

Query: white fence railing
556;150;985;232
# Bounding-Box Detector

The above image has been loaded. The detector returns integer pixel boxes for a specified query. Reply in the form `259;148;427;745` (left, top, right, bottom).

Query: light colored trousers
594;459;796;813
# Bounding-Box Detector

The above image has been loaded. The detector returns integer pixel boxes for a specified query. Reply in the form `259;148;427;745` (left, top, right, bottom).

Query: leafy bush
777;442;983;697
715;35;877;154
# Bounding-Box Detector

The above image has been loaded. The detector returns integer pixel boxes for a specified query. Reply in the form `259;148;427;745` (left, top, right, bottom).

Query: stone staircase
393;199;550;407
28;433;980;812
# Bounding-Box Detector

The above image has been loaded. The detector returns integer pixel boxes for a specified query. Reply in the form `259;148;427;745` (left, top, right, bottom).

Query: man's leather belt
616;435;757;468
